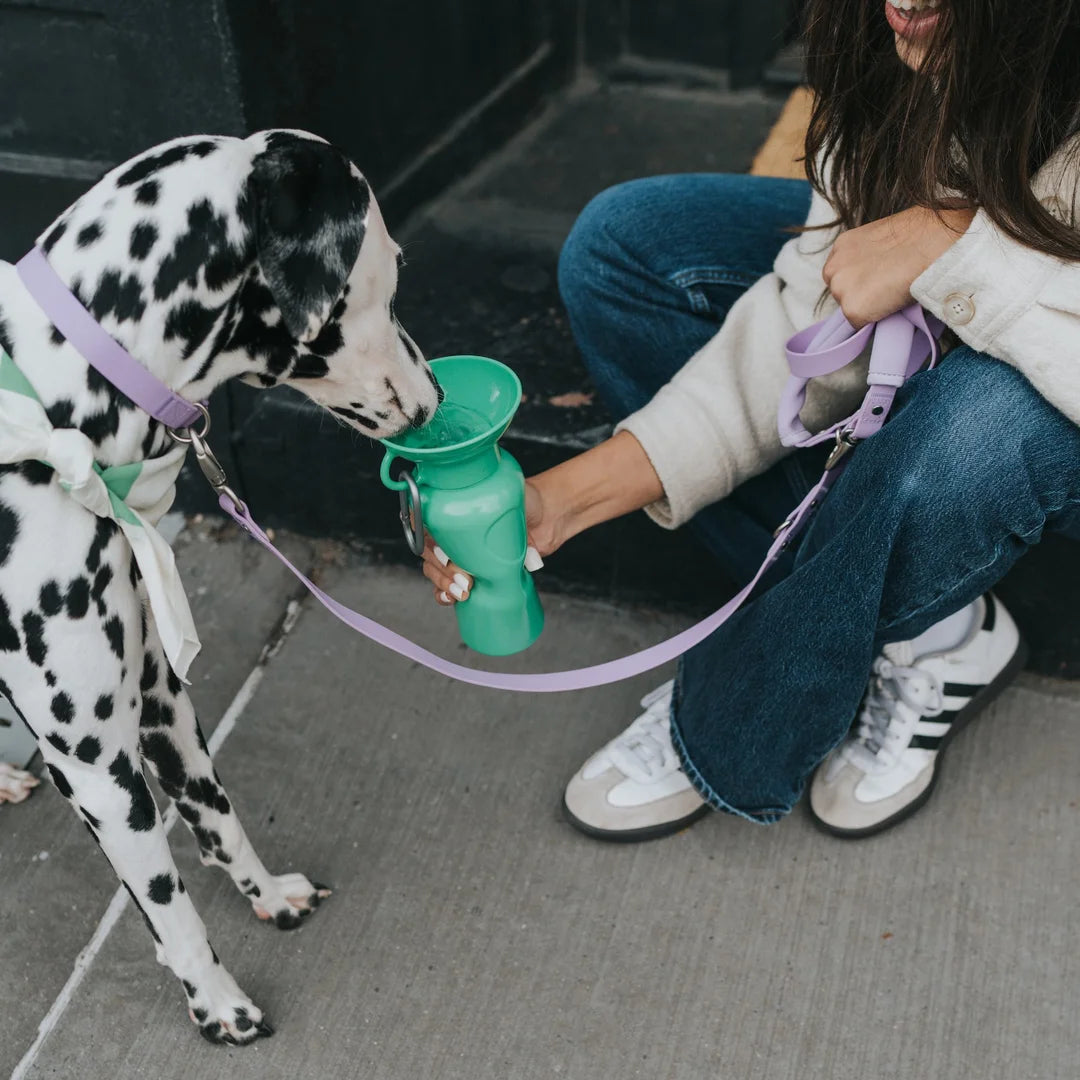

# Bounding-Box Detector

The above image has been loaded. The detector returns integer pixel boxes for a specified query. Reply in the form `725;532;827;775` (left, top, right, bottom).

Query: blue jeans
558;174;1080;823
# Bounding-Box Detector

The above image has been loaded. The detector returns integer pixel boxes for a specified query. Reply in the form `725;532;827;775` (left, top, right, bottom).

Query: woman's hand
823;205;976;328
421;429;663;607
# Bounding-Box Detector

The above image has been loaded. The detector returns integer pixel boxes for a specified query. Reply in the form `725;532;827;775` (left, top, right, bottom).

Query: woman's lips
884;1;942;40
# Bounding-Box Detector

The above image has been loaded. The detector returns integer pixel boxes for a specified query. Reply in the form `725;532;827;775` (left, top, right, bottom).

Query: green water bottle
379;355;544;657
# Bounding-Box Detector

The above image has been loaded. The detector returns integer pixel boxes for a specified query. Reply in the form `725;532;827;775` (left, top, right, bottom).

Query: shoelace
843;657;945;769
607;682;677;783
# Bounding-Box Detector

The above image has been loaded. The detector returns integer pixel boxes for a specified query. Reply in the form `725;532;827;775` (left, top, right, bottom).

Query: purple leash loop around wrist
15;242;941;693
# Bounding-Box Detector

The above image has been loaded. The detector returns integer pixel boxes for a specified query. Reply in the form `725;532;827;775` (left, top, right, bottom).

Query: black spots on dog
81;806;101;830
186;776;230;816
305;319;343;360
331;405;378;431
91;565;113;612
108;750;156;832
155;199;230;302
140;695;175;729
166;664;182;696
204;243;249;293
89;269;147;326
45;670;56;687
22;612;47;665
116;143;196;188
141;730;185;796
122;881;163;944
42;219;67;253
79;401;122;445
65;576;90;619
148;872;175;905
139;606;148;645
290;353;330;379
177;876;186;894
75;735;102;764
240;878;261;898
164;298;227;360
39;581;63;616
104;615;125;660
193;1007;209;1025
76;221;103;249
398;327;419;362
193;823;223;858
47;762;73;799
16;460;53;486
51;691;74;724
135;179;160;206
129;222;158;261
46;732;70;756
95;694;114;720
140;653;158;693
49;325;66;347
182;980;197;999
176;800;201;826
129;551;142;590
0;598;20;652
221;277;298;379
44;398;75;430
0;499;18;566
87;516;117;573
249;135;370;341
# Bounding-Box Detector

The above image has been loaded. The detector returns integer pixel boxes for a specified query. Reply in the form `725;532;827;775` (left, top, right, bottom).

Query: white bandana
0;349;199;679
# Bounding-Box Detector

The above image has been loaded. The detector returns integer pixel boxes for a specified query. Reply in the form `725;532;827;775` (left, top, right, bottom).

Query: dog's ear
248;132;370;343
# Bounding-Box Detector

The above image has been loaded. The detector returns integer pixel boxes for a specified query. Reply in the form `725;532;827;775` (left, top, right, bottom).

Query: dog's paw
251;872;332;930
182;971;273;1046
0;763;40;804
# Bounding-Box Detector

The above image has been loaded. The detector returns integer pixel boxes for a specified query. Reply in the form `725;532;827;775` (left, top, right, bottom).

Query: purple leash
15;245;941;692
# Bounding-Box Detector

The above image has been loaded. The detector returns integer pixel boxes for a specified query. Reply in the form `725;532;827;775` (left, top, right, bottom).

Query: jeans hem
667;703;788;825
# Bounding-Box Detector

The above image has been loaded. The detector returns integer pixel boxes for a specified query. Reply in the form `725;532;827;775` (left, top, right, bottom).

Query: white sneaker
809;593;1027;838
562;680;710;842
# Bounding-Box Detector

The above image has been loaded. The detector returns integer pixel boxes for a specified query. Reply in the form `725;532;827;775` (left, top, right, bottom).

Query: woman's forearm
530;430;663;547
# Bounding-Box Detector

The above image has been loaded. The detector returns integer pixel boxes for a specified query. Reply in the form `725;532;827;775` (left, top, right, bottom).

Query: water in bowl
406;400;493;449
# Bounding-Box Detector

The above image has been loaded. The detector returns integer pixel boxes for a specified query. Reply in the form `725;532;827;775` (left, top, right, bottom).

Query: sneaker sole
560;796;712;844
808;635;1029;840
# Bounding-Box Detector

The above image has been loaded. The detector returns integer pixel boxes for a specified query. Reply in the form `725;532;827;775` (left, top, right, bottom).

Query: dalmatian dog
0;130;439;1042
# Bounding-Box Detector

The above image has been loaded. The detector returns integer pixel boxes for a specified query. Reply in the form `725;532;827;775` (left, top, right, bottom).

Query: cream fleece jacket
618;135;1080;530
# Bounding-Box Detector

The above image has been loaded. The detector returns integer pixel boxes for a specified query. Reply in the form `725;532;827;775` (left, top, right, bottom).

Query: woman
424;0;1080;840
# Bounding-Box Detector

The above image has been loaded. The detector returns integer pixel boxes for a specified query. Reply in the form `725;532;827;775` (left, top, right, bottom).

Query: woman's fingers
421;534;473;604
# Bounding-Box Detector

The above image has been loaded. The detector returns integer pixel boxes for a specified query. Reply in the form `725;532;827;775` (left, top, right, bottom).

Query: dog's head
35;130;439;441
237;131;440;436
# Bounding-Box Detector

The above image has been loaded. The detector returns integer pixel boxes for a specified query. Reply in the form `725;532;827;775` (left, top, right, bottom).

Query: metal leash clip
398;468;426;556
169;403;248;516
825;428;858;471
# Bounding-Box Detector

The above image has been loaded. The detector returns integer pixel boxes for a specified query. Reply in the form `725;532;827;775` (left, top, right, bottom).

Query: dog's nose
410;404;430;429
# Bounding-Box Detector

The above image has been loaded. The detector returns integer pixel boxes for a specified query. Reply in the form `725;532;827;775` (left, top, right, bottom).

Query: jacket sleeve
616;187;867;529
910;138;1080;426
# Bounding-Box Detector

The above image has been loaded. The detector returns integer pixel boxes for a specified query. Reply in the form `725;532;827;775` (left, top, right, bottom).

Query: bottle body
417;446;544;656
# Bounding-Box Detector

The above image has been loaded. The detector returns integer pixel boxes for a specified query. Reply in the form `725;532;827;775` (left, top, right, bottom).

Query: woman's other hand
823;205;975;328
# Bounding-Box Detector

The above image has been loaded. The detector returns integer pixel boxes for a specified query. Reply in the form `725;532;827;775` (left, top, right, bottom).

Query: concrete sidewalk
4;519;1080;1080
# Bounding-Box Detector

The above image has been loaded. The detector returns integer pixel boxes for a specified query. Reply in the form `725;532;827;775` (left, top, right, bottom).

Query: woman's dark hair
803;0;1080;259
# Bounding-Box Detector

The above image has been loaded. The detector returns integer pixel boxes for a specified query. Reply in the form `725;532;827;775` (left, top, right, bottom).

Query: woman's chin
894;34;930;71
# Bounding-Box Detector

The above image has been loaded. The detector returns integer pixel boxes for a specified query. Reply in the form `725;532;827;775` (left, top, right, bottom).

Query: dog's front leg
137;628;331;929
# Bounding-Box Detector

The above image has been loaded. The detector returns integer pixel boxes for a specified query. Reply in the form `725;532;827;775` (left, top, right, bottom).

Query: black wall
0;0;792;261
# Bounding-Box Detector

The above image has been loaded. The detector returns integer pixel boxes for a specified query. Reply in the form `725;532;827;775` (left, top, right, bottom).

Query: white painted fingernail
439;591;451;604
524;545;544;572
449;582;467;601
453;572;470;591
434;546;449;567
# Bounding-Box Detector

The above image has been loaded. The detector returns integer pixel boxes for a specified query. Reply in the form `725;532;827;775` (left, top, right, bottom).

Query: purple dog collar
16;241;940;692
16;247;204;431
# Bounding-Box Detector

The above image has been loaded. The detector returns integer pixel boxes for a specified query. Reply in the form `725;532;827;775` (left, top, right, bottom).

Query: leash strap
15;240;941;693
15;247;204;430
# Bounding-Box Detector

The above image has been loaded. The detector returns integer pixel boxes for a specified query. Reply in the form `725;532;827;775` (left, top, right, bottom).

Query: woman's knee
557;178;660;314
856;347;1080;522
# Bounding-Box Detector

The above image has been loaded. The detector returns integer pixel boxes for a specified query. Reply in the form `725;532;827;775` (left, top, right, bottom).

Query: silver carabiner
171;414;248;517
398;469;426;556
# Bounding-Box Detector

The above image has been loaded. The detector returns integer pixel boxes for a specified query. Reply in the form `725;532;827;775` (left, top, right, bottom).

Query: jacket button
943;292;975;325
